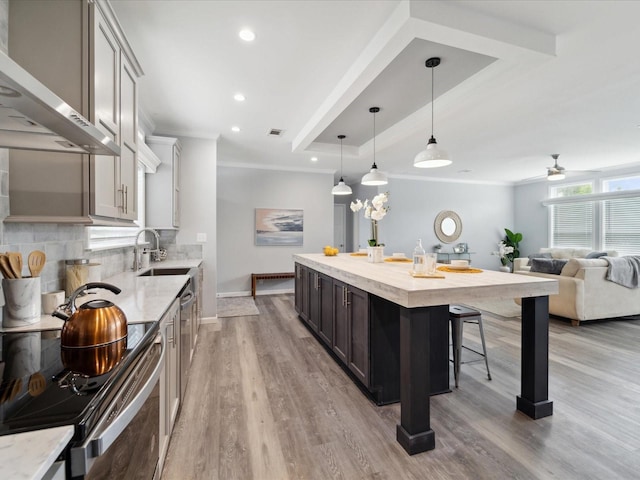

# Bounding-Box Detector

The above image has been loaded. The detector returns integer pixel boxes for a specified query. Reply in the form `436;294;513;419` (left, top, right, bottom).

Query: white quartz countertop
0;258;202;478
293;253;558;308
0;259;202;333
0;425;73;480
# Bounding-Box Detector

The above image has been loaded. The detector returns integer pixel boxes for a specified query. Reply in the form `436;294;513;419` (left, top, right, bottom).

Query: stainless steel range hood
0;51;120;156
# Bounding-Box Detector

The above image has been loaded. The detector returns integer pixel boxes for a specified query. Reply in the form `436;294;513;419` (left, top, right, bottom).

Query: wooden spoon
28;250;47;277
7;252;22;278
0;254;15;279
28;372;47;397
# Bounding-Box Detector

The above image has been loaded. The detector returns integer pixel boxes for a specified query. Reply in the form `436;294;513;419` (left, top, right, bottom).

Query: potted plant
434;243;442;253
492;228;522;272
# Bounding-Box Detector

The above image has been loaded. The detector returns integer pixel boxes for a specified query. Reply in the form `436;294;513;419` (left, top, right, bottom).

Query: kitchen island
293;253;558;455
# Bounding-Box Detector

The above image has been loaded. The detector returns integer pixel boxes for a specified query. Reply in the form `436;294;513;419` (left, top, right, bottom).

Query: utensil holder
2;277;41;327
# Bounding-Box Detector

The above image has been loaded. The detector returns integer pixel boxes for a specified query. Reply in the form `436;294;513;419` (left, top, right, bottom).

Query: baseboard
217;289;294;298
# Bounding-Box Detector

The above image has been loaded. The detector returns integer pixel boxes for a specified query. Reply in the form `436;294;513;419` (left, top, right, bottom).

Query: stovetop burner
0;322;156;440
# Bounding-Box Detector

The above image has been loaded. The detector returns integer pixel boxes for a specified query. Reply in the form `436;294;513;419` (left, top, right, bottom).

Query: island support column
396;304;448;455
517;296;554;419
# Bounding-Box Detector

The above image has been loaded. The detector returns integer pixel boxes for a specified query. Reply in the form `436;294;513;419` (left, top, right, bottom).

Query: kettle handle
67;282;122;315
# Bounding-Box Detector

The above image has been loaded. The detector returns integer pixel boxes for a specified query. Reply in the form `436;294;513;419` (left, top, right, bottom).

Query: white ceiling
111;0;640;185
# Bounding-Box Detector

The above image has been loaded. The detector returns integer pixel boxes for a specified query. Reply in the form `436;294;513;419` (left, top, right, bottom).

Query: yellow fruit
331;248;339;255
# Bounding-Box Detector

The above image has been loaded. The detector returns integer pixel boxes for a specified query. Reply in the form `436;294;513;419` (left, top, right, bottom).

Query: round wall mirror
434;210;462;243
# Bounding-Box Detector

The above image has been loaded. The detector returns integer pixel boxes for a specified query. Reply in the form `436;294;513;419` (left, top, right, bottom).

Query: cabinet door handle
124;185;128;214
167;322;174;346
345;288;351;306
315;273;319;290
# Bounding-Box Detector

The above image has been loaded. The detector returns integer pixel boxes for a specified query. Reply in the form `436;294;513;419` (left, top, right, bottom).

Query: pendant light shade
414;57;452;168
332;134;352;195
361;107;388;186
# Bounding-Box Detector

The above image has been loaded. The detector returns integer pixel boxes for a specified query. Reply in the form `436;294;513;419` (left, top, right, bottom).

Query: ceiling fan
547;154;566;181
521;154;601;182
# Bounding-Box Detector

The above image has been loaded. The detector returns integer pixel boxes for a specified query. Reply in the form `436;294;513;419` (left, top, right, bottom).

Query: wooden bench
251;272;295;298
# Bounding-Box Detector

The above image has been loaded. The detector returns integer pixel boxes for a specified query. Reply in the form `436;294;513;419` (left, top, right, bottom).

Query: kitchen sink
138;267;192;276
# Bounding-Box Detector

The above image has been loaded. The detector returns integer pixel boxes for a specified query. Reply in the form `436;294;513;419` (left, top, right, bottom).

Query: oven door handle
70;333;165;476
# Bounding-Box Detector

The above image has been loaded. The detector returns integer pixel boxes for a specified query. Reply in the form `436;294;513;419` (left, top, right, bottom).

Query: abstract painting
255;208;303;246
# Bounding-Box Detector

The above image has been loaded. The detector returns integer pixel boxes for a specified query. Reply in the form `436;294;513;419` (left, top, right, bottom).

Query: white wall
175;136;218;317
217;165;334;295
350;177;515;270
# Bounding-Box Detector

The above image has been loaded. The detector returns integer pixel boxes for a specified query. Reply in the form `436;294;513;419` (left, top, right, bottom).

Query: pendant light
332;135;352;195
361;107;388;186
414;57;452;168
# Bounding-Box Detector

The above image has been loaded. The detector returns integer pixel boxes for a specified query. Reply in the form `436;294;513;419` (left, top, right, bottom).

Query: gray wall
217;165;334;295
513;181;549;256
350;177;515;270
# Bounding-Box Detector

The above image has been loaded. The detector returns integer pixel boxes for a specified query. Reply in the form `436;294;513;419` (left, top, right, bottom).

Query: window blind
551;202;593;248
603;196;640;255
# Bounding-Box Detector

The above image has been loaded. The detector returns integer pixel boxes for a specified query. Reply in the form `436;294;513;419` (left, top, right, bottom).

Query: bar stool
449;305;491;388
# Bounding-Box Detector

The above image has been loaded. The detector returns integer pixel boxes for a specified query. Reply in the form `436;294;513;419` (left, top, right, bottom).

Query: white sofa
513;247;618;273
514;253;640;325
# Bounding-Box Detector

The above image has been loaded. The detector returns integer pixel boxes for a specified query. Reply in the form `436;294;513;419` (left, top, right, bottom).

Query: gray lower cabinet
159;298;180;474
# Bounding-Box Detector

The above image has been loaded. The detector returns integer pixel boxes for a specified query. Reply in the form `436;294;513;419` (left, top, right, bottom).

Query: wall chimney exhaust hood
0;51;120;156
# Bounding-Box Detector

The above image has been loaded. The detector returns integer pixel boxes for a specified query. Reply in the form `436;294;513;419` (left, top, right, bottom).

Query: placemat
350;253;368;257
437;266;483;273
385;258;412;263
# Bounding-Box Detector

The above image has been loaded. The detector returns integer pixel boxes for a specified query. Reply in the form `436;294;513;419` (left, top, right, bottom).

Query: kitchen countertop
0;258;202;479
0;425;73;479
0;259;202;333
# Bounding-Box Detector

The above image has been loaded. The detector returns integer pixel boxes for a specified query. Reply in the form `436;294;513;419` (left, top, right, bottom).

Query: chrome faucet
133;228;160;270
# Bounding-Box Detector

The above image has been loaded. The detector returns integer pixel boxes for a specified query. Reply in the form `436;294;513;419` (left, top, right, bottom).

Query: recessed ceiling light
233;93;245;102
311;157;318;162
239;29;255;42
231;126;240;132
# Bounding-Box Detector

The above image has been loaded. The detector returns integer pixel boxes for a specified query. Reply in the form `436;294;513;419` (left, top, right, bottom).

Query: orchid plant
350;192;389;247
492;241;515;266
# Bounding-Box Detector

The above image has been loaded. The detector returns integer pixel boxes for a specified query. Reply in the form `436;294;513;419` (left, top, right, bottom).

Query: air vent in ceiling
268;128;284;136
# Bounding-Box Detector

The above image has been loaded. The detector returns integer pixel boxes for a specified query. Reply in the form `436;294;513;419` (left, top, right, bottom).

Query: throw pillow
528;252;553;262
585;251;607;259
530;258;568;275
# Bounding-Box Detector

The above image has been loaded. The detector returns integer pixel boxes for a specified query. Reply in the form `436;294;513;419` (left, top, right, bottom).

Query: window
602;176;640;255
548;182;594;249
545;175;640;255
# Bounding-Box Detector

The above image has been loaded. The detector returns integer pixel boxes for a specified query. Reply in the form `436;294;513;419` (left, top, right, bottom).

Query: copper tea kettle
53;282;128;348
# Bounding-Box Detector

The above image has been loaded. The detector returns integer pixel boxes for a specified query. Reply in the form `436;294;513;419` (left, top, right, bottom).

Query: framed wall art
255;208;303;246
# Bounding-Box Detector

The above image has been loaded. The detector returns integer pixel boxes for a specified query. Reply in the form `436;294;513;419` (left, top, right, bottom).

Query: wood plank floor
161;294;640;479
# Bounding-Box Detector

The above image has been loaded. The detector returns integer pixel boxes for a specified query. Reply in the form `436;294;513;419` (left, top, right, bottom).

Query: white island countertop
0;259;202;479
293;253;558;308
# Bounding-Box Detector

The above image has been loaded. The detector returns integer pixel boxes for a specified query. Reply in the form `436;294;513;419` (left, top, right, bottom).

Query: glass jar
65;259;89;297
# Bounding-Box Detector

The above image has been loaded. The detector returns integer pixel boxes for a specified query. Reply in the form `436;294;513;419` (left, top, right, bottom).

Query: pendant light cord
372;109;376;166
431;65;434;137
339;136;343;175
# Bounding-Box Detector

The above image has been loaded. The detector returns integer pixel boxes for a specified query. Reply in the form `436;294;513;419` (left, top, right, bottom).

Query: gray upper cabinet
146;136;181;229
6;0;142;224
